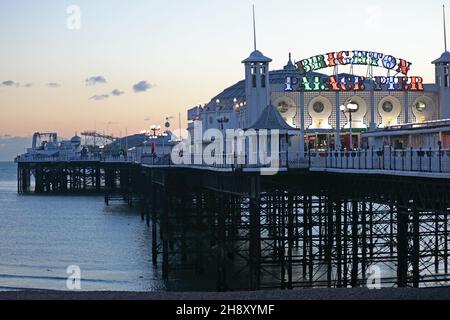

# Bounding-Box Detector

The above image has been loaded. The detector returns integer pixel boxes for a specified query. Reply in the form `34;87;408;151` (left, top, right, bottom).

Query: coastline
1;288;450;300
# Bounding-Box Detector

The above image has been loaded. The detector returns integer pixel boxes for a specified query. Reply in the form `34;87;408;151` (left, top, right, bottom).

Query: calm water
0;161;165;292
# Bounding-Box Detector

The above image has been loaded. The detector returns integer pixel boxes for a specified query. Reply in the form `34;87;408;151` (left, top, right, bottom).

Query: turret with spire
242;5;272;127
433;5;450;118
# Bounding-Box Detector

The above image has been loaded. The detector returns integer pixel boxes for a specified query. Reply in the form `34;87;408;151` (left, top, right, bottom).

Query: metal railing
16;154;139;163
309;147;450;174
140;152;309;170
16;155;102;163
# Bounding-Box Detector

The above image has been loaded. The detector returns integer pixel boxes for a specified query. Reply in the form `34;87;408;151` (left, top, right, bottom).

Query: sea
0;161;166;292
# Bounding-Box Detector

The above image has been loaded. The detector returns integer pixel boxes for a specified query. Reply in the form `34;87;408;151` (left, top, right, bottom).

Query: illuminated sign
285;75;424;92
296;51;412;75
285;50;424;92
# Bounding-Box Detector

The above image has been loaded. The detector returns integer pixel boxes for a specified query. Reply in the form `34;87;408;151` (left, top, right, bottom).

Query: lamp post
150;125;161;139
161;118;171;164
217;116;229;165
340;103;358;150
150;125;161;164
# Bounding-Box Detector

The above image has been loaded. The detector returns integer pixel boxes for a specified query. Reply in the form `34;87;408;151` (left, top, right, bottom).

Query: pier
16;153;450;291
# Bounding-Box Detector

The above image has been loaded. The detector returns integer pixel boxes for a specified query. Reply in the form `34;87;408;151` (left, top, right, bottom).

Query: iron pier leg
361;202;367;280
217;194;227;291
195;191;204;274
326;197;334;288
435;212;440;274
162;191;170;280
336;199;342;287
152;191;158;266
302;195;308;281
397;206;409;288
351;201;359;287
343;201;349;287
287;193;294;289
249;176;261;291
412;206;420;288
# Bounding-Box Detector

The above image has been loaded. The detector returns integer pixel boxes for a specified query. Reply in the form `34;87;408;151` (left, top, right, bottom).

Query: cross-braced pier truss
17;161;450;290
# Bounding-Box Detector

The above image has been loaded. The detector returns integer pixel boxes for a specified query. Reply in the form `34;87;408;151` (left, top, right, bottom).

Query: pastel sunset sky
0;0;447;159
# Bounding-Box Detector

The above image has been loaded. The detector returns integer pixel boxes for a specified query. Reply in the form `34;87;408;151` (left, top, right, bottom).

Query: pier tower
242;6;272;128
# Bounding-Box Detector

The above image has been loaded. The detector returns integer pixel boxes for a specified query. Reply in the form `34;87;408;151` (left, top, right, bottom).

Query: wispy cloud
89;89;125;101
90;94;109;101
1;81;35;88
86;76;107;86
111;89;125;96
133;81;153;93
46;82;61;88
1;80;19;87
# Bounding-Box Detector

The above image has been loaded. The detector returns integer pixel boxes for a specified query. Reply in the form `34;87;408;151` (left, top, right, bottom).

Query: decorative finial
444;4;448;52
253;5;257;51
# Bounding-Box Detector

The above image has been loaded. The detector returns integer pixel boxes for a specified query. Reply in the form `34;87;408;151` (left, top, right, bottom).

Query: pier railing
16;155;102;163
309;147;450;174
140;152;309;170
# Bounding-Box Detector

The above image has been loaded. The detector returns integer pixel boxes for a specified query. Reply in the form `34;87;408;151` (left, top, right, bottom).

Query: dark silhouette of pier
17;161;450;290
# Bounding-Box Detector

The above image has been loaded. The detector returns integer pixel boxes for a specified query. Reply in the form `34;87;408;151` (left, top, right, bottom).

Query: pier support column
17;165;22;194
351;201;359;287
249;175;261;291
335;199;343;287
397;206;409;288
162;190;170;280
302;195;309;281
195;190;204;274
217;194;227;291
95;166;101;192
35;167;43;193
326;197;334;288
445;211;449;274
435;212;440;274
343;200;349;287
308;196;314;286
361;202;367;280
287;193;294;290
412;206;420;288
152;190;158;266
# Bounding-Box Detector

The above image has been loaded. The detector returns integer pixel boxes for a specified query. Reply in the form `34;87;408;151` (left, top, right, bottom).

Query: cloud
86;76;107;86
47;82;61;88
111;89;125;96
90;94;110;101
89;89;125;101
133;81;153;93
1;81;33;88
1;80;19;87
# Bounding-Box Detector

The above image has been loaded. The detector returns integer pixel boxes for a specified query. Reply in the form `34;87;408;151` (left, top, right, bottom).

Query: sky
0;0;447;159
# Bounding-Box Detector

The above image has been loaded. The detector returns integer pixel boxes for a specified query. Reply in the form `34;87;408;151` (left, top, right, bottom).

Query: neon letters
284;50;424;92
285;75;424;92
296;51;413;75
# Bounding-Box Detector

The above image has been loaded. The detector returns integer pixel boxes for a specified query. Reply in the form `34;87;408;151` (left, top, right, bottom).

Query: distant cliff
0;136;31;161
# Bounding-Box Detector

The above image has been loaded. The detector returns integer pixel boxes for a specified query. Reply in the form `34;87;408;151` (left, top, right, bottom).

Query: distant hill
0;136;31;161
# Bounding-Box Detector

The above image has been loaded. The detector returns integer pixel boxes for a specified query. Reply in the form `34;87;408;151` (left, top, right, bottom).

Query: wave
0;273;128;284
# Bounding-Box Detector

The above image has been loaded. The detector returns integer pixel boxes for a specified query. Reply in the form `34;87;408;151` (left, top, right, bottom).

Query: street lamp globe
347;103;358;111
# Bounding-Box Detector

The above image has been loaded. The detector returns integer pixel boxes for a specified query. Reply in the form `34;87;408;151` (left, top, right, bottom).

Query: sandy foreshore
0;288;450;300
